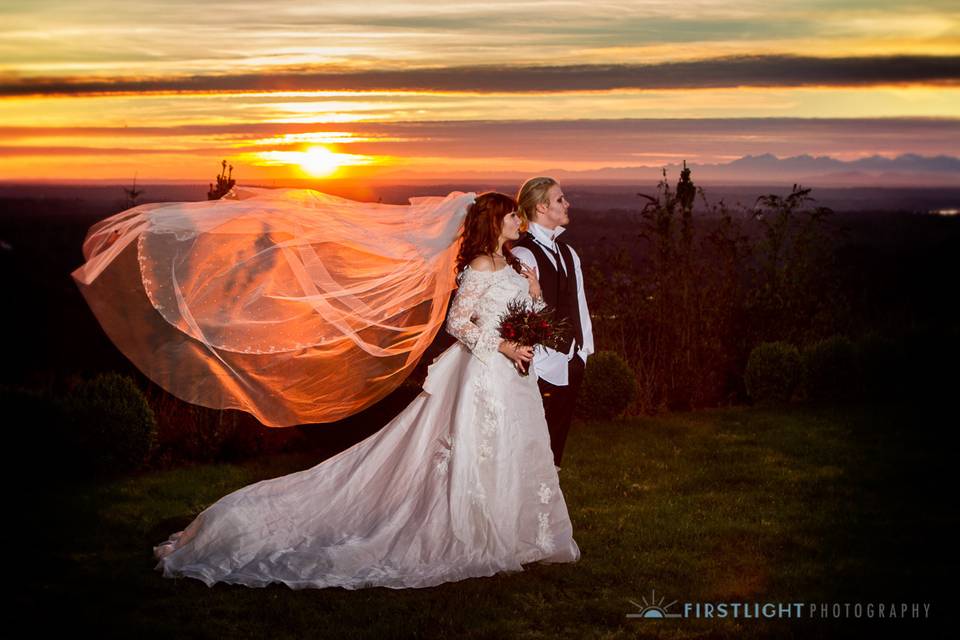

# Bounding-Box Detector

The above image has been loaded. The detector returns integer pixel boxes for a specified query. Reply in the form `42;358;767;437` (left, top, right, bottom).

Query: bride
152;191;580;589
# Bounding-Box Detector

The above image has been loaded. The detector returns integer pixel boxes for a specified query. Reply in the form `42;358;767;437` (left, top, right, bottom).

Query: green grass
17;405;953;638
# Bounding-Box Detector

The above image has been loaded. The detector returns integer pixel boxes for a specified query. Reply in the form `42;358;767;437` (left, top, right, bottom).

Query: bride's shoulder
467;255;496;272
457;259;501;286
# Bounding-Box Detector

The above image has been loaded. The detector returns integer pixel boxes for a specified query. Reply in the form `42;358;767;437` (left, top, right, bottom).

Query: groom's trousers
537;355;586;467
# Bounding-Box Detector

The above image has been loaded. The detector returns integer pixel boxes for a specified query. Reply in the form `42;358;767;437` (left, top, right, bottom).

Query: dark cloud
2;55;957;96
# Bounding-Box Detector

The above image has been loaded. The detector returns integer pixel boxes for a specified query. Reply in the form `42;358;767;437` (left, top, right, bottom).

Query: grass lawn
18;404;953;638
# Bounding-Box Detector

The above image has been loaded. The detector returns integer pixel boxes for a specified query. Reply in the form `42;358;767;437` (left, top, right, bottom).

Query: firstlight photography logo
626;590;683;619
625;588;932;621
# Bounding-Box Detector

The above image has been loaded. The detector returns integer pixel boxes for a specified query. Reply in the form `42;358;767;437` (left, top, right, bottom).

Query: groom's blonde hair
516;176;558;225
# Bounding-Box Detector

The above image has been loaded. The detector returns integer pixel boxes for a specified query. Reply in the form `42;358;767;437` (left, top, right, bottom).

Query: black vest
513;233;584;353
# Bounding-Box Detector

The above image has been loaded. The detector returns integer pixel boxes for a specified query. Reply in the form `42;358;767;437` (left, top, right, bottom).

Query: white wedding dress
153;263;580;589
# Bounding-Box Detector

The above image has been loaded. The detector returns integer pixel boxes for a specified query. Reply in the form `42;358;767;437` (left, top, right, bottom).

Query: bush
744;341;801;405
801;335;859;403
577;351;637;420
146;382;304;465
148;387;239;464
63;372;157;475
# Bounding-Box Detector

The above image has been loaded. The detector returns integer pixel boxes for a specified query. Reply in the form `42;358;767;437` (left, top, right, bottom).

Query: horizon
2;151;959;189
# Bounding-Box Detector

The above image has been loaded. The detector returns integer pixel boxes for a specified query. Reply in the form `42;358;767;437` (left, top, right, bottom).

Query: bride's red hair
455;192;519;272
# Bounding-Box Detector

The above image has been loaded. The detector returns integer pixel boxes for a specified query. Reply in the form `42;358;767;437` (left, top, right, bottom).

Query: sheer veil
71;187;476;427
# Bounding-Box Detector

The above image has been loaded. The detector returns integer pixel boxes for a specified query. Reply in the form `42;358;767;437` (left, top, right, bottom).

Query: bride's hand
519;264;542;300
498;340;533;368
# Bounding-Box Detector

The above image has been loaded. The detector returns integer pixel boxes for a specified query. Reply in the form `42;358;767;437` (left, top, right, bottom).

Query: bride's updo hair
516;176;558;225
455;192;518;273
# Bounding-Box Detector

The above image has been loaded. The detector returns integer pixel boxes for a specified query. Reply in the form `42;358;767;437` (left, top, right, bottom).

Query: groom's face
537;184;570;229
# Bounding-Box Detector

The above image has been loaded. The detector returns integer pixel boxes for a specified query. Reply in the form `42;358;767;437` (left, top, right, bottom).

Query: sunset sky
1;0;958;182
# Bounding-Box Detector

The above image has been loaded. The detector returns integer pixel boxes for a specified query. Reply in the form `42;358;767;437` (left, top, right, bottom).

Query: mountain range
534;154;960;186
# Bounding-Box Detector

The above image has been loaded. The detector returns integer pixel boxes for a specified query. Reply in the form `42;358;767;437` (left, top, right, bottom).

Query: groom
511;177;594;469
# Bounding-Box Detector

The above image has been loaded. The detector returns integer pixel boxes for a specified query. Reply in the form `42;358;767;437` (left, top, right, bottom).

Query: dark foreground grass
17;404;955;638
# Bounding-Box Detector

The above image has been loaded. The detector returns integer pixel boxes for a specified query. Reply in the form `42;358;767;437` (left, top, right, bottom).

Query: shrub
744;341;801;405
145;383;304;465
63;372;157;475
801;335;859;403
577;351;637;420
149;388;238;464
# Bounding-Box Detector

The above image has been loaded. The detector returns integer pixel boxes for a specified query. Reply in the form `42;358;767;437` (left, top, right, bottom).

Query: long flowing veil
71;187;476;427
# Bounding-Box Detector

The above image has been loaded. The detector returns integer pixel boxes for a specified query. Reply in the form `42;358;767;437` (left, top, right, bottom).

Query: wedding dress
153;263;581;589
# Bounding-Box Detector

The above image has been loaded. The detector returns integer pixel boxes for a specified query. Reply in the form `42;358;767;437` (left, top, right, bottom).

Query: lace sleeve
445;268;502;365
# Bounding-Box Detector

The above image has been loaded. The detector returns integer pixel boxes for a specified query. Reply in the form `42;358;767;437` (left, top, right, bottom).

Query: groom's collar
528;222;566;248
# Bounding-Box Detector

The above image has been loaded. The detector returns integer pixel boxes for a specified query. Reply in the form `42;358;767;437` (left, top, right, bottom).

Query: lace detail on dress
536;479;555;553
445;265;541;368
536;512;555;554
445;267;503;365
434;435;454;475
468;483;486;505
538;482;554;505
472;369;504;463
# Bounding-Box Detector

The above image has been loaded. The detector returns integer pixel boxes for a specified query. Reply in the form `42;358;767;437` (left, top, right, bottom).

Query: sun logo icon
626;589;682;619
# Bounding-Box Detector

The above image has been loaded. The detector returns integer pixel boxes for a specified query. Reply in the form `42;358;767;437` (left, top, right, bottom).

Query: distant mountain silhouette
381;153;959;186
726;153;960;173
538;153;960;186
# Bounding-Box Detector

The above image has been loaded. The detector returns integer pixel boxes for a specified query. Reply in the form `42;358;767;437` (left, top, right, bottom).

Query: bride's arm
445;265;503;364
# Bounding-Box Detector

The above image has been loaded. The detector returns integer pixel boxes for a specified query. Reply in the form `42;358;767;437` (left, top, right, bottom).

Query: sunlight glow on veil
71;187;476;427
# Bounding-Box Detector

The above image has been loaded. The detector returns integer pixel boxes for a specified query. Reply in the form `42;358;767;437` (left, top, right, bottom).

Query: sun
298;146;343;177
249;145;379;178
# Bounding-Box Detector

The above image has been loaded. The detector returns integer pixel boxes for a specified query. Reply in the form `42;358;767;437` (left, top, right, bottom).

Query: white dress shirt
511;222;595;386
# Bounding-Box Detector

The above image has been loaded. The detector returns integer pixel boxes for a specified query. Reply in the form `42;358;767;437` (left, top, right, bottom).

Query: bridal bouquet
497;297;570;376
